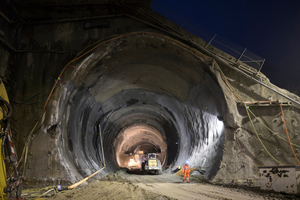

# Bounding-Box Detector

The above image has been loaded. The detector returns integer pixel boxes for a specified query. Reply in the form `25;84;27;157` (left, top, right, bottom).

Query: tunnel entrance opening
114;125;167;171
53;33;229;182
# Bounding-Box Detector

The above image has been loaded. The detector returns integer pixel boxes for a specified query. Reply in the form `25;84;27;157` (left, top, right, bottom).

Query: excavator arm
0;79;22;200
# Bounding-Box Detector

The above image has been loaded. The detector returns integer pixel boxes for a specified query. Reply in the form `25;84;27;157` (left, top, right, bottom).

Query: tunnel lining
54;32;228;181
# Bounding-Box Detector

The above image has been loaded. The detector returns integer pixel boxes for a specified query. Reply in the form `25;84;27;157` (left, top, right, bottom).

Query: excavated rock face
50;33;230;181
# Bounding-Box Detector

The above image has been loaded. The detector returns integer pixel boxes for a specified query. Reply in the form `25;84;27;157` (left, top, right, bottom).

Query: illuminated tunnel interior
55;33;228;180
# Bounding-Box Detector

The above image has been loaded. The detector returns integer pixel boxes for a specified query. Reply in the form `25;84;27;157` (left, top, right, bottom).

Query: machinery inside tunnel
114;125;168;168
54;33;228;181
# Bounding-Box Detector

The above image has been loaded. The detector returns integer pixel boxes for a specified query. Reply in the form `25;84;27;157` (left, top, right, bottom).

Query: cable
164;32;286;166
74;34;120;58
15;32;166;171
245;105;283;165
0;96;12;122
213;61;243;102
18;31;128;175
279;104;300;165
9;92;47;105
244;101;300;165
0;37;74;54
211;60;285;165
22;146;28;176
68;65;85;84
247;108;300;148
220;160;236;183
21;186;58;199
1;141;7;178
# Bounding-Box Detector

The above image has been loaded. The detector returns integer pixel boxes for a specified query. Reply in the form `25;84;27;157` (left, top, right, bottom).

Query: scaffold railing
151;3;265;73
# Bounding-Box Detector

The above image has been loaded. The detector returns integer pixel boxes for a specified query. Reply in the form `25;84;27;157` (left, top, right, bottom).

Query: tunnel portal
51;32;227;181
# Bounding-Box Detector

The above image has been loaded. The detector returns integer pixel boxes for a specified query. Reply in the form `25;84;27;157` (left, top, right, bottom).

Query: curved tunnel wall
55;32;228;180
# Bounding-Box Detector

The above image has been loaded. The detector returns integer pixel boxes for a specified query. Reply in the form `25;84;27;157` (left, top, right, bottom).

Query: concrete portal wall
5;15;155;186
213;60;300;186
1;5;300;189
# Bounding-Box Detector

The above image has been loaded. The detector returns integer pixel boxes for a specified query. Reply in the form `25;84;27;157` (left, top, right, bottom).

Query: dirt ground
46;170;299;200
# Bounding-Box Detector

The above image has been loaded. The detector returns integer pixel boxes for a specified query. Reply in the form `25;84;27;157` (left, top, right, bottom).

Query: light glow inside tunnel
54;33;228;181
114;125;167;168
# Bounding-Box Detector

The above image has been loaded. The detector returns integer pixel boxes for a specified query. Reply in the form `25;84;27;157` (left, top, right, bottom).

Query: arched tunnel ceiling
82;34;209;102
54;32;228;180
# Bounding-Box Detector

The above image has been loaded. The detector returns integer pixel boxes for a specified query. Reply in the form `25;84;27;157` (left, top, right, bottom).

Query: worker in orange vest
183;161;190;183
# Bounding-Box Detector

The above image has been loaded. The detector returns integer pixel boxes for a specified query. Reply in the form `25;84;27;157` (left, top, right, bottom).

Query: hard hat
185;161;189;164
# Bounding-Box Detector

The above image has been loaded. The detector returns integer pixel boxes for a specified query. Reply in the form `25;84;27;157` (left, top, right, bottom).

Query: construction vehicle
127;158;141;170
143;153;162;175
0;79;22;199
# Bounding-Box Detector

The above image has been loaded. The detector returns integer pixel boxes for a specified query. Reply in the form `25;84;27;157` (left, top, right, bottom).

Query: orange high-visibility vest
183;164;190;173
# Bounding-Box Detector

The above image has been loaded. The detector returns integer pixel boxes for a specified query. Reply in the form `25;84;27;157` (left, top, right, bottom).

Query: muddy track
46;170;296;200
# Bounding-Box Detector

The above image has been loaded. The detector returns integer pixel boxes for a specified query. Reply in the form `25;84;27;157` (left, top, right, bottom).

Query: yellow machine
143;153;162;175
0;79;22;199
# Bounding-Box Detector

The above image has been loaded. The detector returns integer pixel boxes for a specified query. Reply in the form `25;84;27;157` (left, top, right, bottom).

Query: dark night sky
151;0;300;95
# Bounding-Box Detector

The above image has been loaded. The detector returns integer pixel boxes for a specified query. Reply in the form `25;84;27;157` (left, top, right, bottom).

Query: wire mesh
210;35;245;60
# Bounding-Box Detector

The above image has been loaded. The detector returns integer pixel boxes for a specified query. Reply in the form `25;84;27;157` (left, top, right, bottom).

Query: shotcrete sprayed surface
53;33;228;182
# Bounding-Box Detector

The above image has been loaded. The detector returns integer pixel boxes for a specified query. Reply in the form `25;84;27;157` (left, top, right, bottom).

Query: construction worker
183;161;190;183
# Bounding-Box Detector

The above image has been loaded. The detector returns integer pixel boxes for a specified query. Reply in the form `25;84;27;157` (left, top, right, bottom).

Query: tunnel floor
43;169;293;200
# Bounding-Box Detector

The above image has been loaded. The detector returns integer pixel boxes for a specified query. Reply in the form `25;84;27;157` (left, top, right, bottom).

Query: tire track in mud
121;172;281;200
46;170;289;200
47;171;174;200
